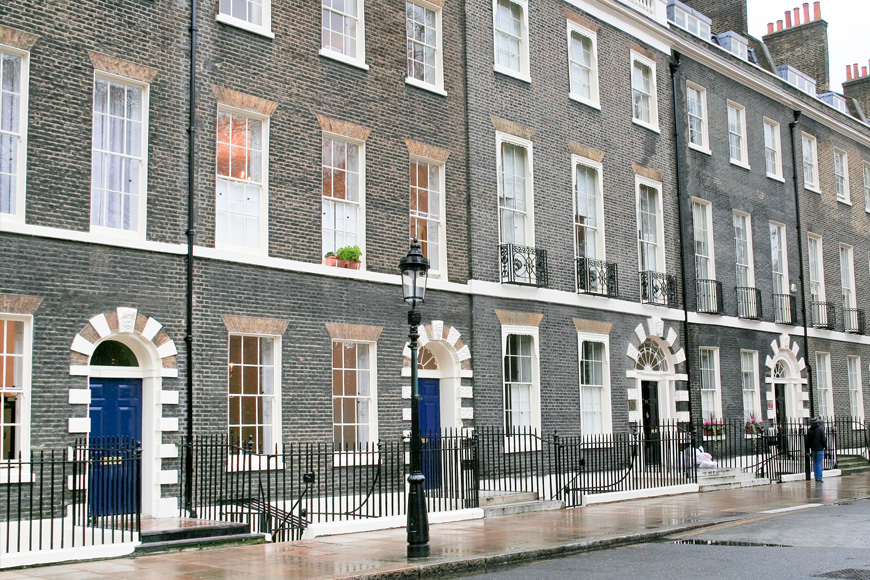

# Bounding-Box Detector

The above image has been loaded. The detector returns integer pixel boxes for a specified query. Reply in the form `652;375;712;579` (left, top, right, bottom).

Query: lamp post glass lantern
399;238;431;558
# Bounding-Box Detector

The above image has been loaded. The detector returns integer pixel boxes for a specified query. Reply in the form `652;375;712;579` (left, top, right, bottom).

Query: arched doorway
764;333;808;426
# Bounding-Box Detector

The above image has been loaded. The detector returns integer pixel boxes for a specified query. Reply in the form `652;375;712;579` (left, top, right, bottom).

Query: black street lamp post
399;238;431;559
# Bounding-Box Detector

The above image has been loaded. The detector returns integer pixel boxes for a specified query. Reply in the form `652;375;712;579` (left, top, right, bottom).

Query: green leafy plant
336;245;362;263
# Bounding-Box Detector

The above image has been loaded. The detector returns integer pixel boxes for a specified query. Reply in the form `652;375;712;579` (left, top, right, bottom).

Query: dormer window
819;93;849;115
667;0;711;42
716;32;749;62
777;65;816;96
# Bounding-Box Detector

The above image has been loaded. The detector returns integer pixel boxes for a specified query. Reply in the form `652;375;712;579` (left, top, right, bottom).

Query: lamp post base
406;472;429;558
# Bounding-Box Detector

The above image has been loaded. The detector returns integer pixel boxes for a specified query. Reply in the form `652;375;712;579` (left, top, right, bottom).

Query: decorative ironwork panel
773;294;797;325
639;271;676;307
695;279;723;314
810;301;835;330
843;308;865;334
735;287;762;320
576;258;618;297
500;244;548;287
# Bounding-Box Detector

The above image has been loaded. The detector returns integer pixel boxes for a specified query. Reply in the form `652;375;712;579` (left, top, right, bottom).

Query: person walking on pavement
805;417;827;482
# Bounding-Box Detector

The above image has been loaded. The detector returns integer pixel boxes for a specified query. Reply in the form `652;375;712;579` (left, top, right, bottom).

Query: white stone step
482;499;564;517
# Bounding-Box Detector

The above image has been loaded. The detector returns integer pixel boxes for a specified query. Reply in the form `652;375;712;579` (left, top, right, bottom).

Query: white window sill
405;76;448;97
805;185;821;194
215;242;268;257
493;64;531;84
837;198;852;206
333;451;379;467
729;159;751;171
215;13;275;39
569;93;601;110
688;143;711;156
632;118;660;133
766;173;785;183
0;465;34;484
323;261;366;273
227;455;284;472
89;223;146;241
319;49;370;71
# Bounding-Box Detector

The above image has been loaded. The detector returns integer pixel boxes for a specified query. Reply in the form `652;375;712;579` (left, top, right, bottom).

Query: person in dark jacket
805;417;827;482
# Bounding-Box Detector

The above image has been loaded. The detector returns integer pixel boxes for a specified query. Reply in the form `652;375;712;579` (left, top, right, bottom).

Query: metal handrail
736;286;762;319
773;293;797;324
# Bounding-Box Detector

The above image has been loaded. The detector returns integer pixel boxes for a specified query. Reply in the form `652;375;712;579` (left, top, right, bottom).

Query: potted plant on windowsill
336;245;362;269
325;251;338;267
745;413;764;434
702;414;725;437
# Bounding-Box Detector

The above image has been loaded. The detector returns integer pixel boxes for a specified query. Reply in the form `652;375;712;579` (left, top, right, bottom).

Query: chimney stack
846;65;852;81
784;11;792;28
814;1;821;20
677;0;749;36
763;2;830;92
802;3;810;23
843;60;870;121
777;19;783;31
793;7;800;26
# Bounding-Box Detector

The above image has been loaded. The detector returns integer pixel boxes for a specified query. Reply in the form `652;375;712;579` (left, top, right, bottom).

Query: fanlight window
91;340;139;367
636;339;668;372
773;360;787;379
417;345;439;370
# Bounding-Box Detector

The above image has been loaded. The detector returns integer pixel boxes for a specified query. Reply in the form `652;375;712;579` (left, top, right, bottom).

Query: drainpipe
184;0;198;516
669;54;696;440
788;111;815;417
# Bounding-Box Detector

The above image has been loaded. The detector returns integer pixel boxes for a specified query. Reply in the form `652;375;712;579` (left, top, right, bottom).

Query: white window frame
733;211;755;288
815;352;833;419
630;50;659;132
763;118;783;181
840;243;856;311
727;101;749;169
802;133;820;192
863;162;870;213
227;333;282;458
636;175;665;274
699;347;722;422
847;355;864;421
496;131;535;248
215;105;270;254
90;72;149;240
492;0;530;82
692;198;715;280
740;350;761;422
686;82;709;154
572;155;605;262
331;340;379;449
501;325;541;440
409;154;447;279
320;0;368;70
0;315;32;476
216;0;273;39
807;234;826;303
0;46;28;224
566;22;599;109
834;148;850;204
405;0;445;95
577;332;611;436
769;221;789;295
322;132;366;268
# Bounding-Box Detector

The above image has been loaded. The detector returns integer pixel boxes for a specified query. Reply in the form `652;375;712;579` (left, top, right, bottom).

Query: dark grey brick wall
763;20;830;94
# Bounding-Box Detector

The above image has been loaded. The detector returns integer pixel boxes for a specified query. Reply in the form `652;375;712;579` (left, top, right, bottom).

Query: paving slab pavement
2;475;869;580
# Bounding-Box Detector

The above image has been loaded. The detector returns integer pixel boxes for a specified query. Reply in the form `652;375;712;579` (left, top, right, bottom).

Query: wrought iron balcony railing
735;287;762;320
639;271;677;307
810;301;836;330
773;293;797;325
843;308;866;334
696;279;723;314
500;244;548;287
576;258;618;297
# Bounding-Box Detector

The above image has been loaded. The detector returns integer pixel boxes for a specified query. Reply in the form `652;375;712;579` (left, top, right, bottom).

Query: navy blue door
89;379;142;516
418;379;442;490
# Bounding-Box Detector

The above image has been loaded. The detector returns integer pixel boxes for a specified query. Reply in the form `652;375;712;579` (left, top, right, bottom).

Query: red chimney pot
863;67;868;78
767;22;774;34
854;64;859;79
803;3;810;22
784;11;792;27
813;1;821;20
846;65;852;81
793;8;801;26
777;19;783;31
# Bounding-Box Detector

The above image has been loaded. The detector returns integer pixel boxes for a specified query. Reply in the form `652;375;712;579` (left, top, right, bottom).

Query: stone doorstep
479;491;539;506
482;499;565;518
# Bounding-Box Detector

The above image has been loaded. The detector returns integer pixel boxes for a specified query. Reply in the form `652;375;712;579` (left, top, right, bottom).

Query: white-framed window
1;317;30;462
502;326;540;433
815;352;833;419
332;341;377;449
740;350;761;421
321;0;367;69
497;132;534;248
630;51;658;131
567;22;599;108
863;162;870;213
699;347;722;420
409;156;446;279
578;332;611;436
834;149;850;203
217;0;273;38
733;212;755;288
228;334;281;454
807;234;825;303
322;134;365;264
406;0;444;93
0;47;27;222
840;244;856;314
90;74;149;237
769;222;789;295
763;118;782;180
492;0;529;81
637;177;665;274
727;101;748;167
668;4;711;41
802;133;819;192
686;82;708;152
847;355;864;420
573;156;604;261
692;199;715;280
215;107;268;252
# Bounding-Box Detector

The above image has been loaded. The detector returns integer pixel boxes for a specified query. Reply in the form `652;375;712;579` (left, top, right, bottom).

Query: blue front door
88;378;142;516
418;379;441;489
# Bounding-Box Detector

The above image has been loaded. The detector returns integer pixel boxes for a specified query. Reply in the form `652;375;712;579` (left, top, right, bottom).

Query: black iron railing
843;308;866;334
696;279;723;314
500;244;548;287
810;301;836;330
736;287;762;320
773;293;797;325
640;271;677;306
576;258;618;297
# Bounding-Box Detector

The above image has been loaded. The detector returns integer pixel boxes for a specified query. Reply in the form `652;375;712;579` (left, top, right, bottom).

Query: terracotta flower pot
325;255;338;267
344;260;361;270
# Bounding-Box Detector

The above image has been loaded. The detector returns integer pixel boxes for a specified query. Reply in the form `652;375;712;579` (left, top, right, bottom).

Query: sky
746;0;868;94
